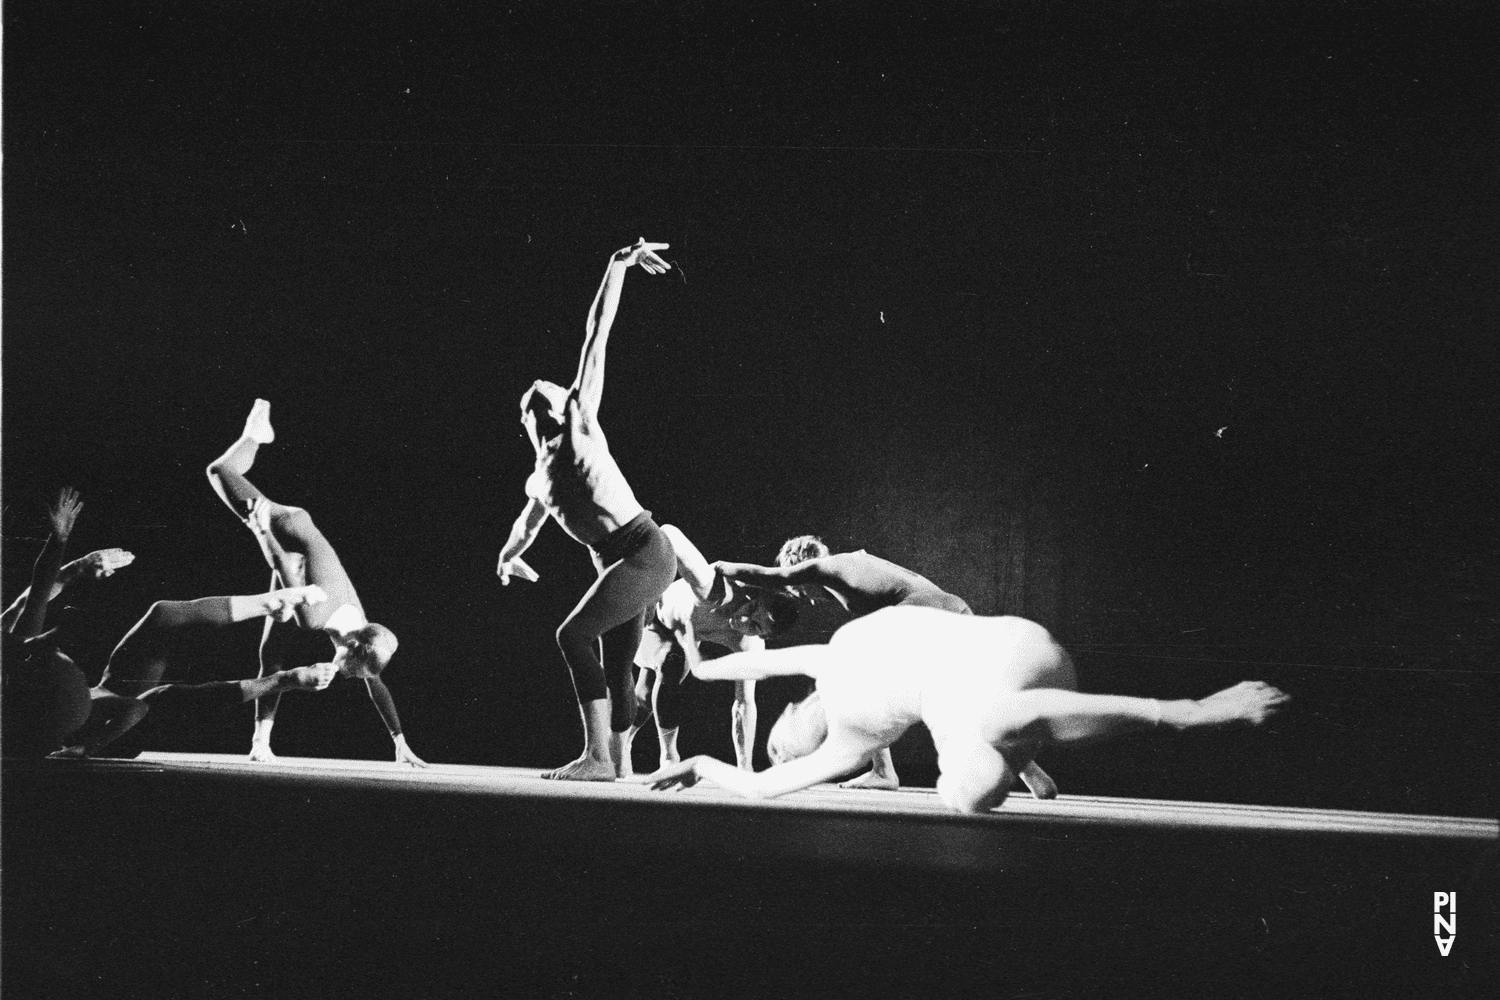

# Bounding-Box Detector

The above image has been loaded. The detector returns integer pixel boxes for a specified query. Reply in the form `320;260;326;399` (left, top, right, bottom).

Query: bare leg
937;682;1289;814
981;681;1290;750
731;679;757;771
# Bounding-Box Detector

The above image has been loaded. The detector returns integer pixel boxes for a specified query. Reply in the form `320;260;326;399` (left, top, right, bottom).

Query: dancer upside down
498;239;679;781
207;400;425;765
650;605;1289;814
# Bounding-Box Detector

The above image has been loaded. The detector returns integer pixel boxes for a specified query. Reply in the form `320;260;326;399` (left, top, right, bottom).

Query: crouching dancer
650;605;1288;814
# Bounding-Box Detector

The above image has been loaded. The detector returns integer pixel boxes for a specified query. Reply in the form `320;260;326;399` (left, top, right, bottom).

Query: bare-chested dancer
498;239;678;780
207;401;425;766
651;605;1289;813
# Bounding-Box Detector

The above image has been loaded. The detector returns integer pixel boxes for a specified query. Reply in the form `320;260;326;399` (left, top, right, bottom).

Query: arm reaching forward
650;735;871;799
713;559;823;592
1;548;136;631
571;239;670;423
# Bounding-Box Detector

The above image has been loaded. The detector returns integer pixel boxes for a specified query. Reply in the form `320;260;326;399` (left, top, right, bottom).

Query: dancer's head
729;589;801;639
519;380;569;449
333;623;399;678
776;535;830;567
767;690;828;764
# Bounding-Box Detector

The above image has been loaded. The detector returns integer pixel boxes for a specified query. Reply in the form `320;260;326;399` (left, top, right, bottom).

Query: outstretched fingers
48;487;85;538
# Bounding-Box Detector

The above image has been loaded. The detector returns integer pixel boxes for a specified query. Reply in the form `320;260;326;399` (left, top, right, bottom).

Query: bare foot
839;768;900;791
248;743;278;763
541;754;617;781
1020;761;1059;799
1187;681;1290;728
244;399;275;445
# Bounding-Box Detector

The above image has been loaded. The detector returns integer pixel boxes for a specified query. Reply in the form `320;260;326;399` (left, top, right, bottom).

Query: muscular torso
806;552;963;617
821;606;1076;750
525;397;643;549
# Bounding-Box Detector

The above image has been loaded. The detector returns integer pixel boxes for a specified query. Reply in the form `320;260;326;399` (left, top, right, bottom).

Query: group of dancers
4;238;1288;814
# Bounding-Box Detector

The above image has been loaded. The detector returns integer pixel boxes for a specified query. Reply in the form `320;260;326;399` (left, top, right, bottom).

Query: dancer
651;605;1289;814
207;401;425;765
497;239;678;780
713;538;1004;791
50;585;336;758
620;525;798;775
3;488;94;754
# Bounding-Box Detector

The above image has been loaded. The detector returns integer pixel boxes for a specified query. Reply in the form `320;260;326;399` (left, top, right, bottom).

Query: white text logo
1434;892;1456;956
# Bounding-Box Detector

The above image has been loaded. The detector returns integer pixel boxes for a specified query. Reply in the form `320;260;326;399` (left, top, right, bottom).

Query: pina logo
1433;892;1457;956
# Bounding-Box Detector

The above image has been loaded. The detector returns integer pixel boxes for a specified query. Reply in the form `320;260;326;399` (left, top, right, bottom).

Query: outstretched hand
72;548;136;580
649;756;703;792
47;487;84;540
613;238;671;274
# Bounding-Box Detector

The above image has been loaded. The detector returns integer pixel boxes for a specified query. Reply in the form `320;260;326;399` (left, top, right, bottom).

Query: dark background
4;1;1496;815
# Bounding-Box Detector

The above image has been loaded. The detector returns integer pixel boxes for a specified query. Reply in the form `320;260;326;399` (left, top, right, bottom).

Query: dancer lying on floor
207;401;424;765
649;605;1289;814
50;585;336;758
619;526;801;775
497;239;678;781
712;537;1065;795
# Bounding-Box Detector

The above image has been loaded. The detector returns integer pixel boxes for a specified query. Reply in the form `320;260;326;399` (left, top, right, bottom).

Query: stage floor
94;750;1500;842
5;753;1497;998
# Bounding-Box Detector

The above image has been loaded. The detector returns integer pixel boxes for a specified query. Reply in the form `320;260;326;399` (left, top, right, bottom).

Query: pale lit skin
648;607;1289;814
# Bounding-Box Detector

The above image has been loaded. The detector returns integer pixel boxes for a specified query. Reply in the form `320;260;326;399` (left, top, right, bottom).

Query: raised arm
570;239;670;423
364;675;426;766
1;548;136;632
498;497;547;584
11;488;84;640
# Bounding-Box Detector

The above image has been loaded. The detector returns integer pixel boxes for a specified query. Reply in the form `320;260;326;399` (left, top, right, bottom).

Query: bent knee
556;619;595;655
270;505;315;536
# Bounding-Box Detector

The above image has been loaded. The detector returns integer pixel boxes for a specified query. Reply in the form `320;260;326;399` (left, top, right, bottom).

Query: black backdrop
4;1;1496;815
